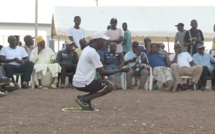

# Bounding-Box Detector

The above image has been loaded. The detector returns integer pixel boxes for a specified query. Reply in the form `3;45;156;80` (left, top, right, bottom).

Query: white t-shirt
106;28;124;53
169;52;193;67
67;27;86;48
73;46;103;87
0;46;28;65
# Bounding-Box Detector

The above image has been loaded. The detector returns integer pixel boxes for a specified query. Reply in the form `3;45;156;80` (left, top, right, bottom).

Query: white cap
92;31;110;40
65;40;74;45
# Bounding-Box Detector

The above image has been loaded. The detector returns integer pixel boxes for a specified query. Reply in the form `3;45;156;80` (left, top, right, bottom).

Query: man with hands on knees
73;32;130;111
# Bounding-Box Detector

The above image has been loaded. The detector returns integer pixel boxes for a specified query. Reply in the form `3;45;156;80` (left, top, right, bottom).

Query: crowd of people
0;15;215;111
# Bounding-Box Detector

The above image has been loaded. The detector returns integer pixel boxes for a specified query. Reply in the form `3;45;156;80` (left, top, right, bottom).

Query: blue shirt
124;50;136;67
142;46;148;54
104;52;123;66
193;52;215;71
97;50;104;61
56;50;74;65
147;52;167;68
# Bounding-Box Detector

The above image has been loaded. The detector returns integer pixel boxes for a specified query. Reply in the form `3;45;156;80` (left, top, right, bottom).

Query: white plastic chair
121;67;154;90
149;67;154;90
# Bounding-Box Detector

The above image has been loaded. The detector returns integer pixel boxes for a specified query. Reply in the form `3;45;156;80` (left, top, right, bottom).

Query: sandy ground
0;88;215;134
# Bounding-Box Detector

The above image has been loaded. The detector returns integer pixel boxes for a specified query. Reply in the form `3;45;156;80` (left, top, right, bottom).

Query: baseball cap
175;23;184;27
92;31;110;40
24;35;34;42
196;43;204;49
110;18;117;23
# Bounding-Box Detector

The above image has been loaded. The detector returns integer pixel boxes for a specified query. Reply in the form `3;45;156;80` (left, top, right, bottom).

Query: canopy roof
51;7;215;42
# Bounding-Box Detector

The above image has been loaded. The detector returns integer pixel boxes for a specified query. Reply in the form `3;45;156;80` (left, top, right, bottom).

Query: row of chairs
121;68;214;90
14;72;74;89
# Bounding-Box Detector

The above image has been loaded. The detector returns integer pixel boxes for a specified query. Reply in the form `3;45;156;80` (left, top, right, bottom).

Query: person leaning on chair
0;35;34;89
56;41;78;88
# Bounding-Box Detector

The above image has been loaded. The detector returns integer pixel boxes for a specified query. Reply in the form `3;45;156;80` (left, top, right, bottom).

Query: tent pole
95;0;98;6
167;37;170;53
58;35;60;51
35;0;38;44
32;0;38;89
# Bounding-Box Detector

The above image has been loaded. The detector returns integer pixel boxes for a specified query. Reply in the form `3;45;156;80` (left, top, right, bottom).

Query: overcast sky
0;0;214;24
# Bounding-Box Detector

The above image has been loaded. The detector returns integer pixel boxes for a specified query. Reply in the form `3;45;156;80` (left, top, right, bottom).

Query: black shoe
176;84;182;91
75;96;95;111
14;83;20;89
201;86;206;91
0;88;8;94
189;84;196;91
87;101;95;111
22;82;29;89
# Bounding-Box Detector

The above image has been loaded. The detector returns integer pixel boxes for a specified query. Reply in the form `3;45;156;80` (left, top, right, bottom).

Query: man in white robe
30;36;61;89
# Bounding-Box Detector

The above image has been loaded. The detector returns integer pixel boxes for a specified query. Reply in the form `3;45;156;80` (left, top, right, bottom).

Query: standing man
0;36;34;89
175;23;187;52
184;19;204;56
68;16;86;49
23;35;34;56
122;22;131;55
106;18;124;53
211;24;215;56
73;32;130;111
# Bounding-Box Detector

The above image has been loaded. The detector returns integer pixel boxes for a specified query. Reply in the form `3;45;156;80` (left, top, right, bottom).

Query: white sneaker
0;91;6;97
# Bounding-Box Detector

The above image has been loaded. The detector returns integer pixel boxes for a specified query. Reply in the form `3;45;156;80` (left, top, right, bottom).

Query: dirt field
1;88;215;134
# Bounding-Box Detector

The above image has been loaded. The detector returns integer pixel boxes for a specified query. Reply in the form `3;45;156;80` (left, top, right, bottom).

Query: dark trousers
60;64;76;84
201;66;215;87
3;61;34;83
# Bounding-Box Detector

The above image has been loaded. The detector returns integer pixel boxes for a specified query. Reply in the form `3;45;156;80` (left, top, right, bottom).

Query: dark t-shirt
104;52;123;66
147;52;167;68
56;50;74;67
184;29;204;55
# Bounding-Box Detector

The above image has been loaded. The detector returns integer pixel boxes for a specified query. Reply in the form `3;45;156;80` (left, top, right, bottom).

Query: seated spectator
0;66;15;93
104;42;124;89
0;69;12;97
0;35;34;89
30;36;61;89
23;35;34;56
56;41;78;88
124;41;149;89
75;39;88;58
147;43;174;91
133;46;149;87
193;44;215;91
170;43;203;91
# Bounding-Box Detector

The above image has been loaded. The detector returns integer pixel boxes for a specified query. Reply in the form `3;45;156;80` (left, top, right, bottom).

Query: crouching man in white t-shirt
73;32;130;111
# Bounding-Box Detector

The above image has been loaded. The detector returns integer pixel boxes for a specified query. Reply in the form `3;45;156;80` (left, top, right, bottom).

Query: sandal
38;85;43;89
50;84;57;89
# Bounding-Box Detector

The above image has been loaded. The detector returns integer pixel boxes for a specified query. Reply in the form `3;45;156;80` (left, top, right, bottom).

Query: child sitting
132;46;149;87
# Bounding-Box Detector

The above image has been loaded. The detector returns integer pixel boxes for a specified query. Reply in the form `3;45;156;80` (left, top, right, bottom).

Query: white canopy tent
51;7;215;42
